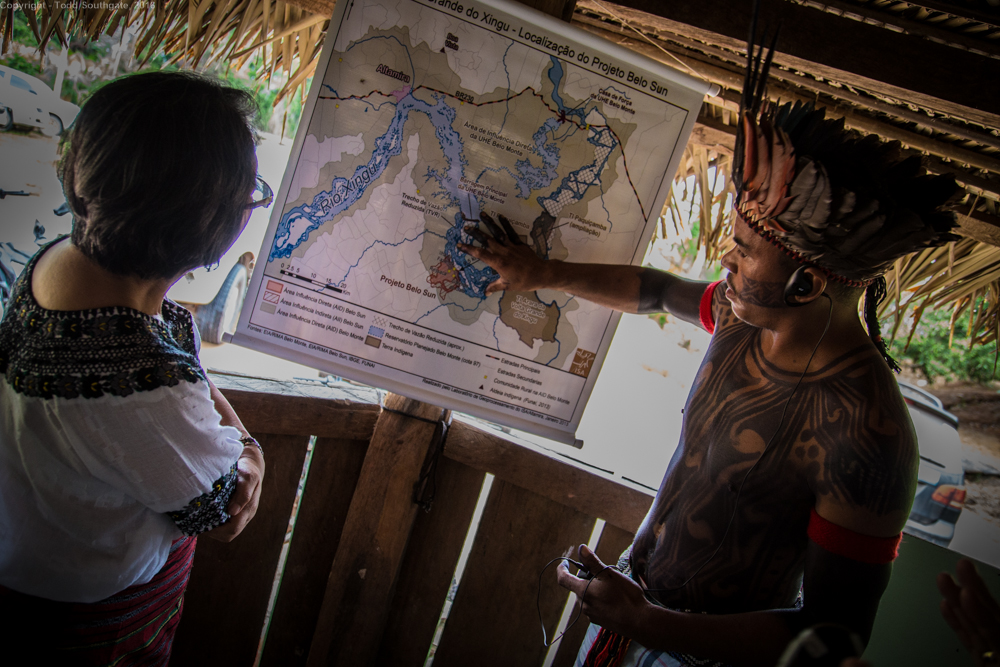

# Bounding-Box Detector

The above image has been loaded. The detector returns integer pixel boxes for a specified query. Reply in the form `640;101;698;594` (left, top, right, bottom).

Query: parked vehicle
0;64;80;136
901;381;967;548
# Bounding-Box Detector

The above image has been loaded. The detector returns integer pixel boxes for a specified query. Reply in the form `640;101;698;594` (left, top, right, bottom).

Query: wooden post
305;393;449;667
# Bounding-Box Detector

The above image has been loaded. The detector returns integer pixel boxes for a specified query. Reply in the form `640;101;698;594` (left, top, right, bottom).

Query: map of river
238;0;707;442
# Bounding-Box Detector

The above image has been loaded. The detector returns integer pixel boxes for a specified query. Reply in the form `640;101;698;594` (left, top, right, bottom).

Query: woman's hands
206;441;264;542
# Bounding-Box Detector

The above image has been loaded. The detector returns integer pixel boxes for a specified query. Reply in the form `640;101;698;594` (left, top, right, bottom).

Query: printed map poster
231;0;714;444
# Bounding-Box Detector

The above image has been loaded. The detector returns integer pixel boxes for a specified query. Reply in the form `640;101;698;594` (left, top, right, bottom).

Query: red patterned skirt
0;536;196;666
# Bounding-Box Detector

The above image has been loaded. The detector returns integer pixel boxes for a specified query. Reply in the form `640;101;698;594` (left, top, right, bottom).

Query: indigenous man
458;90;958;665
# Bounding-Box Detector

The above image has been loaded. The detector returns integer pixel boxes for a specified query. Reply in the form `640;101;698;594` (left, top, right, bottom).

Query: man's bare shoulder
805;346;918;531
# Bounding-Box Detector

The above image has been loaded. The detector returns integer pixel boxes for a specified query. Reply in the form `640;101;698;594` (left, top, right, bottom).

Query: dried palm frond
882;238;1000;348
0;0;329;106
659;144;735;265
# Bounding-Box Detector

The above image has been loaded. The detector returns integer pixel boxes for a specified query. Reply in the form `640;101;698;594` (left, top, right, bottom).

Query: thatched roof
2;0;997;347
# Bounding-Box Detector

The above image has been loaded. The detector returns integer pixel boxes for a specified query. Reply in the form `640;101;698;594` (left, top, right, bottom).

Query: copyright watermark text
1;1;151;10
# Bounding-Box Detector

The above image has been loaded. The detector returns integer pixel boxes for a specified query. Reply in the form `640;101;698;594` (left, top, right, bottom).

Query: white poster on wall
230;0;714;444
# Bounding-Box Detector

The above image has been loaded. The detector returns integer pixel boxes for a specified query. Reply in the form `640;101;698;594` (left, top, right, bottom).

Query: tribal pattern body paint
728;275;787;309
630;286;917;614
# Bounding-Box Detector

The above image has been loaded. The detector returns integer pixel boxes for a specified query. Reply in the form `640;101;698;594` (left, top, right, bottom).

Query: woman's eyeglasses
248;176;274;210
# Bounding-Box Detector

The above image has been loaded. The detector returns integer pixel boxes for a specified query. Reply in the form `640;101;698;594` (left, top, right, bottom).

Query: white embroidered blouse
0;243;243;602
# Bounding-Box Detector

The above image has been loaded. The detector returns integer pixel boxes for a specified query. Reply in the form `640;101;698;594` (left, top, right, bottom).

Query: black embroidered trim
0;238;206;399
167;463;239;536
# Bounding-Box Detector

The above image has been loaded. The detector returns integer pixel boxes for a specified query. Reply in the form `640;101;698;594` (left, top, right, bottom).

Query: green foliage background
893;302;998;383
1;10;303;136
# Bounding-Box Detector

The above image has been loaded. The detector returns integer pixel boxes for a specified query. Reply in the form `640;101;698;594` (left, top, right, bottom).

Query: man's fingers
479;212;506;241
578;544;608;575
485;277;508;295
555;561;588;597
463;226;490;247
457;241;483;260
497;214;523;245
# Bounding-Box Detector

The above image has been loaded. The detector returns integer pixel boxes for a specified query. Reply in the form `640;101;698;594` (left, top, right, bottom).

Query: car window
10;75;37;95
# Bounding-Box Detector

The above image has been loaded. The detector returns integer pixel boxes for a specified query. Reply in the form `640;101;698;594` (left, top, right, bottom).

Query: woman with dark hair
0;70;270;665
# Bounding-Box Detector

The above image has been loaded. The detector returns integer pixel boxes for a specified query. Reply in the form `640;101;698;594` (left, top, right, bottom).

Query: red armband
699;280;723;334
807;508;901;564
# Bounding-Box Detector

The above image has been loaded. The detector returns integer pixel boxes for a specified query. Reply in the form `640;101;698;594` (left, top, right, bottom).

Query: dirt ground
927;381;1000;523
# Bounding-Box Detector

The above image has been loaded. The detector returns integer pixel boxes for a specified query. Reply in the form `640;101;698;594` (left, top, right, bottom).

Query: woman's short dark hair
60;71;259;280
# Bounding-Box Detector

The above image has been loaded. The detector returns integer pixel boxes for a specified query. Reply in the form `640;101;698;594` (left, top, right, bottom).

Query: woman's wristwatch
239;434;263;456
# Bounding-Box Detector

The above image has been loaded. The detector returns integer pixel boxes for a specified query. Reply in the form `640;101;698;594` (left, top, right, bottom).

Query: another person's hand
206;444;265;542
556;544;652;642
938;558;1000;667
457;211;551;295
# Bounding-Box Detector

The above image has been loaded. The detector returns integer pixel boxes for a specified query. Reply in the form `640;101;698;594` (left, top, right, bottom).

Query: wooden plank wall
432;480;596;666
172;374;380;665
260;434;369;666
378;457;487;665
171;432;314;666
172;376;653;666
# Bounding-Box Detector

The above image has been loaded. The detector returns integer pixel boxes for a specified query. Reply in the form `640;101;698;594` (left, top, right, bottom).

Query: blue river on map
269;55;619;304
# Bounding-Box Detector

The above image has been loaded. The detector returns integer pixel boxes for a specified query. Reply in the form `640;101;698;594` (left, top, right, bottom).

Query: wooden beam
799;0;1000;57
839;108;1000;174
958;210;1000;247
210;372;380;440
284;0;578;17
901;0;1000;28
572;8;1000;147
691;110;736;154
306;394;449;667
575;13;1000;200
575;0;1000;130
921;153;1000;202
444;418;654;533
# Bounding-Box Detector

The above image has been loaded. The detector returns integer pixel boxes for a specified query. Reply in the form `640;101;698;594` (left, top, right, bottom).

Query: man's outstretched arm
457;212;710;325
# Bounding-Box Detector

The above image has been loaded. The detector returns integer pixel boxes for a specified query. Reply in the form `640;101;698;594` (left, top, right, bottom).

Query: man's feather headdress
732;24;959;287
731;12;959;370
